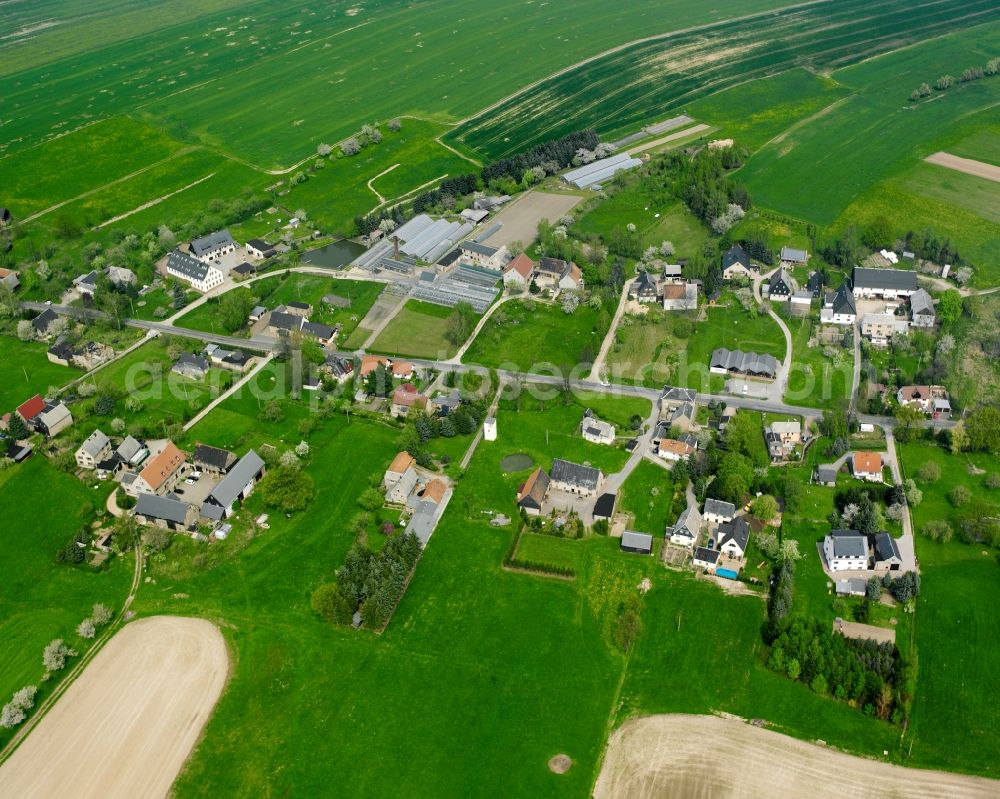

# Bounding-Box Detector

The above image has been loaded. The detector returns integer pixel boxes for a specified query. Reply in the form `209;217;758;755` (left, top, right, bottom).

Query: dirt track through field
594;714;1000;798
0;616;228;799
925;151;1000;183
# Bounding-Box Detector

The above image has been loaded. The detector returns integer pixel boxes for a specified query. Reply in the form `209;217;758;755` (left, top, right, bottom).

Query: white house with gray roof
703;498;735;525
75;429;112;470
909;288;936;328
823;530;868;571
666;505;703;549
190;229;236;262
460;240;507;270
202;450;266;518
852;267;917;300
167;250;224;293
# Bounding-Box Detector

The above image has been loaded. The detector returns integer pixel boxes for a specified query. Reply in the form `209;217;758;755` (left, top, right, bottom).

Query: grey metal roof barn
780;246;808;263
710;348;778;378
206;450;265;510
563;153;642;189
621;531;653;554
192;444;237;473
136;493;192;526
167;250;211;282
190;229;235;258
550;458;601;492
852;267;917;293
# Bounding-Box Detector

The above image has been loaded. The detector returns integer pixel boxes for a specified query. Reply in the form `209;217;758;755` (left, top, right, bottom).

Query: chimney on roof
392;235;399;260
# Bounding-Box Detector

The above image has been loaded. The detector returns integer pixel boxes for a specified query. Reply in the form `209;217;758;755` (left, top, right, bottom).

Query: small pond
301;239;366;268
501;453;535;472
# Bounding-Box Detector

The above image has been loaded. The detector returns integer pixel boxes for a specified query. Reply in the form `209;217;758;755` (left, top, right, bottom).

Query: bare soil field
594;714;1000;799
925;152;1000;184
485;191;584;247
0;616;228;799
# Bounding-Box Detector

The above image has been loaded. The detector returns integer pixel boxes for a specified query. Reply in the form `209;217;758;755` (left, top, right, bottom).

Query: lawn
515;532;587;572
369;300;462;360
0;457;133;748
0;337;82;412
617;460;677;535
464;300;607;372
449;0;998;158
783;315;852;409
605;313;676;387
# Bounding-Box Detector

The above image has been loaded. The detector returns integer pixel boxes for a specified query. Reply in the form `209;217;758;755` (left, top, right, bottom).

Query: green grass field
0;336;82;411
0;457;132;748
465;300;607;372
369;300;461;360
685;69;851;154
738;23;1000;279
449;0;999;158
606;314;676;387
783;316;852;409
898;442;1000;775
618;460;676;535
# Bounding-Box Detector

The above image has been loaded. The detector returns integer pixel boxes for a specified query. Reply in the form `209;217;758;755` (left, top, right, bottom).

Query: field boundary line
93;172;216;229
367;173;450;216
19;145;200;224
366;163;401;204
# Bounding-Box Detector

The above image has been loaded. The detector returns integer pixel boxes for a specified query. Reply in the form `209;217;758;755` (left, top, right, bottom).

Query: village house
815;464;839;486
767;267;796;301
534;257;583;292
620;531;653;555
283;301;312;318
460;240;508;271
15;395;45;428
116;435;148;468
789;290;813;316
659;386;697;416
852;451;884;482
171;353;210;380
75;429;113;470
717;517;750;559
106;266;136;287
266;310;303;336
669;401;696;432
33;400;73;438
502;253;535;290
517;467;550;516
703;498;736;525
386;465;419;505
322;354;354;383
629;270;660;303
661;282;697;311
73;270;98;297
861;313;908;346
166;250;224;293
765;420;801;461
908;288;936;328
47;339;114;370
30;309;60;339
131;441;187;497
359;355;413;381
231;263;256;280
390;383;427;418
0;267;21;292
820;282;857;325
581;409;615;445
245;239;277;260
667;505;703;549
134;493;199;532
657;438;694;462
852;266;917;300
301;321;338;346
721;244;755;280
428;390;462;416
823;530;868;571
710;348;778;379
383;452;416;492
897;385;951;417
549;458;603;497
204;344;251;372
806;271;824;298
201;449;266;519
192;444;238;478
190;229;236;262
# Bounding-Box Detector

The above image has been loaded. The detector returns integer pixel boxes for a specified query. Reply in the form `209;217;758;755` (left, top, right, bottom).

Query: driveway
752;267;793;404
588;280;630;382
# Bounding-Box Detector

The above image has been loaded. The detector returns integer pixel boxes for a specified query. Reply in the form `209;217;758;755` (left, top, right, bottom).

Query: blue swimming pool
716;568;739;580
